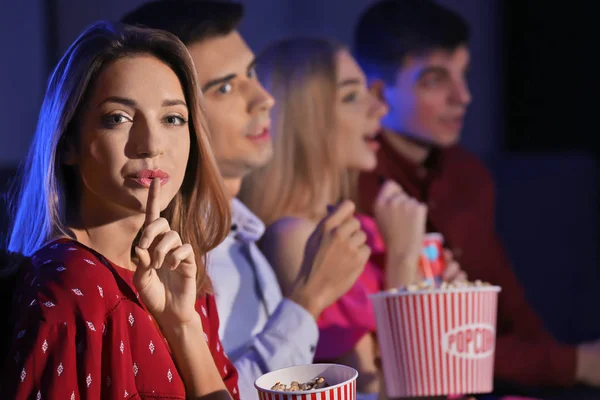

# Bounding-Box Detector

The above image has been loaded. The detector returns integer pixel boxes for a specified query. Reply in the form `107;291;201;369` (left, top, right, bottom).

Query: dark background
0;0;598;348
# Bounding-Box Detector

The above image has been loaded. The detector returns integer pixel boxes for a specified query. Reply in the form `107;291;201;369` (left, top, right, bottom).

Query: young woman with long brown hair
1;22;237;399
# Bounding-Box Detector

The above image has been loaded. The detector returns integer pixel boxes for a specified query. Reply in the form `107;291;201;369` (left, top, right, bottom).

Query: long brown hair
239;38;350;225
6;22;230;294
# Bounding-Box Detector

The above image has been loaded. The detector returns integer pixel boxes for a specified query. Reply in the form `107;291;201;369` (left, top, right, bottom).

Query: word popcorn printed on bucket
271;377;328;392
442;323;496;359
371;279;501;397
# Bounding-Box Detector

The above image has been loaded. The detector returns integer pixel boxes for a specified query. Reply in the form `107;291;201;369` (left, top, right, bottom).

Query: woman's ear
61;139;79;166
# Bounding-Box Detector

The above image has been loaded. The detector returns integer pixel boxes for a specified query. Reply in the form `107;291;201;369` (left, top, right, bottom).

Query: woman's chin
347;155;378;173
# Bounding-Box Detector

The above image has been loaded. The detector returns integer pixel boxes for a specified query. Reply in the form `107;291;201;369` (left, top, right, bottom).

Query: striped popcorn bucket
371;286;501;397
255;364;358;400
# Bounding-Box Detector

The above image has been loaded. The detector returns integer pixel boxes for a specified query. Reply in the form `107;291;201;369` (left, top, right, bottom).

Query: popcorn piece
271;382;286;391
314;376;327;389
272;377;329;392
395;278;493;293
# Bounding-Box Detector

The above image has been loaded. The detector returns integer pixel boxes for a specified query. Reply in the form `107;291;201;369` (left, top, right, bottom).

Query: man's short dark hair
121;0;244;46
354;0;469;84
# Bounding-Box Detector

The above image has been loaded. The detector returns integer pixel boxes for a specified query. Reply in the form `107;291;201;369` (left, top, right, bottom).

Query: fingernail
139;237;149;249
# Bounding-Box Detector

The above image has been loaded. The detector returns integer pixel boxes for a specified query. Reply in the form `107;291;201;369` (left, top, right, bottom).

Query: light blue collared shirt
208;199;319;400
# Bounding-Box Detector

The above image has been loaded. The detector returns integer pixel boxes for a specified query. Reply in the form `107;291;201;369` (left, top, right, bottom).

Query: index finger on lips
145;178;161;227
138;218;170;250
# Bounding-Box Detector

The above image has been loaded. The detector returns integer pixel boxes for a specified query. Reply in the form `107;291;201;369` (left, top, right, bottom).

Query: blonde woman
2;22;238;399
239;38;465;396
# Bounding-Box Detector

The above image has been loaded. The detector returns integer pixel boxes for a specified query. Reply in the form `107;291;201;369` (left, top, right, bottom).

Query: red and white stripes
372;287;500;397
255;364;358;400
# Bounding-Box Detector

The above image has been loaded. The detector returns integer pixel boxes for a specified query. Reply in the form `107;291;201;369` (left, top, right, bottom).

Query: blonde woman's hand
374;180;427;287
133;178;199;328
290;200;371;318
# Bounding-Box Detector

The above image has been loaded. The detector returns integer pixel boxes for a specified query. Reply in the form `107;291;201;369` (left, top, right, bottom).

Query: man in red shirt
355;0;600;395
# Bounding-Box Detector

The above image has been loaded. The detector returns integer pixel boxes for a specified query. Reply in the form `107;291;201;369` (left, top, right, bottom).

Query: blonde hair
6;22;230;294
239;38;351;225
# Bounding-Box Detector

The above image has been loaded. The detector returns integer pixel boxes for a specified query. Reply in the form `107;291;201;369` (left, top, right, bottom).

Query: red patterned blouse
0;238;240;399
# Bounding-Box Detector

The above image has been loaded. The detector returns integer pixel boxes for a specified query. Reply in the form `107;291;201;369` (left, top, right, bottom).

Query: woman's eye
164;115;187;126
218;83;232;94
102;113;130;127
342;92;358;103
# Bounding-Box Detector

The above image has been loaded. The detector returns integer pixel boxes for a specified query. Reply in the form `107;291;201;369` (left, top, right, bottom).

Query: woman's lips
128;169;170;187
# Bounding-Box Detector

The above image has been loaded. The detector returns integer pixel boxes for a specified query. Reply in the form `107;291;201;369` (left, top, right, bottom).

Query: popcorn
271;377;328;392
392;278;492;293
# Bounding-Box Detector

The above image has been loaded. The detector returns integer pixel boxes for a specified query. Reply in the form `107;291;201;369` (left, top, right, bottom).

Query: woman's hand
374;181;427;288
133;178;199;328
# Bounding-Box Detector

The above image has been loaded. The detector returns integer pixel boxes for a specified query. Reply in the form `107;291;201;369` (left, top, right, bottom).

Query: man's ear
369;79;387;104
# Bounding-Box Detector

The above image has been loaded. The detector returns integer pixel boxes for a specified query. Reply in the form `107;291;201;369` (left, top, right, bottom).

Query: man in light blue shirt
122;2;370;399
209;198;318;391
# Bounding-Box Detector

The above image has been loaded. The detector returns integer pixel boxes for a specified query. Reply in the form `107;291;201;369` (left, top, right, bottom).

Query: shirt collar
230;198;265;243
378;133;444;184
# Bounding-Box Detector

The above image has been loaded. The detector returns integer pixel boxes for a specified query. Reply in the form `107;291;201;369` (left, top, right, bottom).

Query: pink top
315;214;385;360
1;238;240;399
